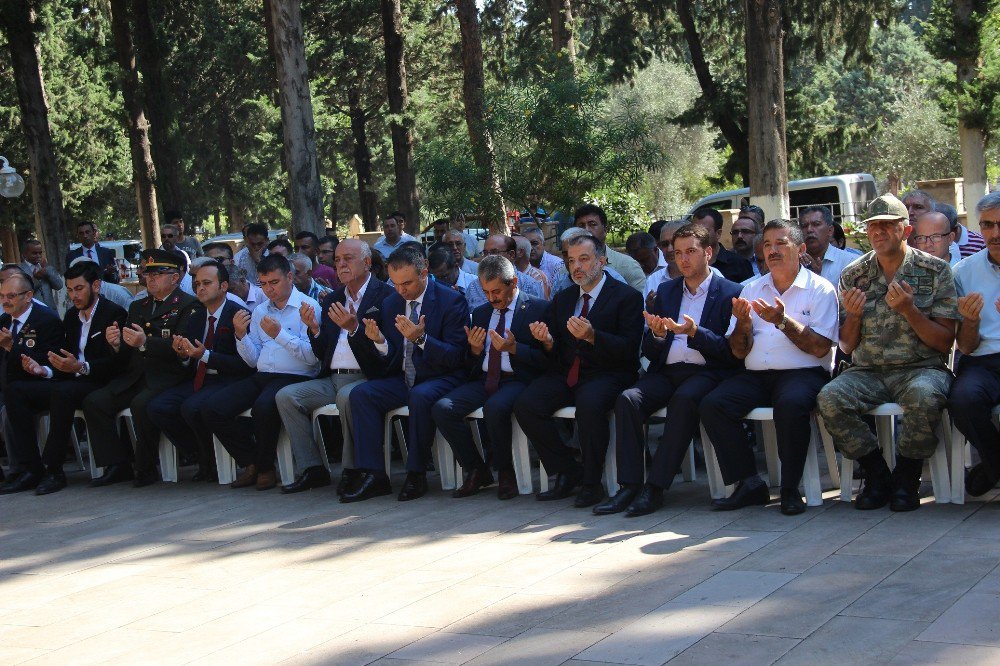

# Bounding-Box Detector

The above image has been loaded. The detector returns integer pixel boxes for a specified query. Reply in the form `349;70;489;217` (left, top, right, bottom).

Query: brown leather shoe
230;464;257;489
497;467;518;500
256;469;277;491
452;467;493;498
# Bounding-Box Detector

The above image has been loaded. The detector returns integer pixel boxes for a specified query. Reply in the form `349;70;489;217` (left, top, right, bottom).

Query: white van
688;173;878;223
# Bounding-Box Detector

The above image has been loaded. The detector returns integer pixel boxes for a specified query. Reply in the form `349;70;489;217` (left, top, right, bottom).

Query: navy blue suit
309;277;394;379
66;243;120;284
514;273;645;486
147;300;253;471
350;279;470;475
432;292;550;472
615;274;743;489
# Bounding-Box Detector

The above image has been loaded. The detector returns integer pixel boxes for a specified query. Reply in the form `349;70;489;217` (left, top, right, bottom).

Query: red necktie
484;308;509;396
566;293;591;388
193;315;216;391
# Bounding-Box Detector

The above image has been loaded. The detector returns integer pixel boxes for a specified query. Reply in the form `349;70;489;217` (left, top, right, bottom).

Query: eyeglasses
0;290;29;301
911;233;949;244
161;234;176;239
981;221;998;231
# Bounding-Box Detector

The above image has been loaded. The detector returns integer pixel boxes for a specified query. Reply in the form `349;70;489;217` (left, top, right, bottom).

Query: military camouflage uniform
816;245;958;460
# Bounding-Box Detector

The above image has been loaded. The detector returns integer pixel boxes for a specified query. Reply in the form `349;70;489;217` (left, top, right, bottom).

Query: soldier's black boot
855;451;891;510
890;455;923;512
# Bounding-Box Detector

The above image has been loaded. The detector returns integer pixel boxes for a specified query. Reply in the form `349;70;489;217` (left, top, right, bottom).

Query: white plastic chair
540;407;617;497
947;405;1000;505
452;409;534;495
212;408;294;486
384;406;456;490
117;408;177;482
35;412;85;473
309;404;337;472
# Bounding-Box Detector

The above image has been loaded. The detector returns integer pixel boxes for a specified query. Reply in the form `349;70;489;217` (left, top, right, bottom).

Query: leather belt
329;368;361;374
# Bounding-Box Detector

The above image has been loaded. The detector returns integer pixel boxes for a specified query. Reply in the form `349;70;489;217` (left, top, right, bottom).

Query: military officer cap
863;194;908;224
140;248;185;274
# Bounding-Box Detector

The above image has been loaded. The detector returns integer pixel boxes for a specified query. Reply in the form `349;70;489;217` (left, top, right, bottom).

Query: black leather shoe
89;463;134;488
0;470;43;494
536;469;583;501
966;463;998;497
340;472;392;503
593;484;640;515
452;467;494;498
35;471;68;496
574;484;605;508
711;480;770;511
337;468;363;496
779;488;806;515
398;472;428;501
192;467;219;483
133;468;160;488
281;466;332;494
626;484;664;517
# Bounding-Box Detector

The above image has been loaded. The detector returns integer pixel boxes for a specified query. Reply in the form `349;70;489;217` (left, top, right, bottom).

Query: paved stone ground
3;459;1000;665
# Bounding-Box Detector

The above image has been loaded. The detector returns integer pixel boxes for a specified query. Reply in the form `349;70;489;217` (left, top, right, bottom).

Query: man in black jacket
146;261;253;481
275;239;393;494
514;234;644;507
0;273;67;493
432;255;550;499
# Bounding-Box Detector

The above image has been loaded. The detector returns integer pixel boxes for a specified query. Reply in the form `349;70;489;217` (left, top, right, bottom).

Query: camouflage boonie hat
863;194;908;223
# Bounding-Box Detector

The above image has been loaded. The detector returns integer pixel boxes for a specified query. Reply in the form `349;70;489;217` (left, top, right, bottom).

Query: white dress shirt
728;266;839;371
645;267;669;302
376;283;429;356
814;244;858;288
236;288;320;376
330;276;371;371
575;274;607;316
197;300;227;368
481;288;518;373
664;273;712;366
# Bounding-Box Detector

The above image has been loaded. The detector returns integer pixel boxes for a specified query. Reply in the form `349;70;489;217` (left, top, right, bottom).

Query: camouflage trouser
816;366;953;460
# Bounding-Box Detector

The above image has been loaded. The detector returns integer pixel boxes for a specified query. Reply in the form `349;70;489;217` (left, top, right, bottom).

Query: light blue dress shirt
954;249;1000;356
236;288;321;376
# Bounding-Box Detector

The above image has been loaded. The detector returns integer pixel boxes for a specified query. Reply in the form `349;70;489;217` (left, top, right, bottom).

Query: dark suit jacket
66;243;120;284
379;279;469;383
54;297;129;382
108;287;202;395
467;292;549;384
713;247;754;283
0;303;65;388
642;274;743;373
182;300;253;379
548;272;644;381
309;276;394;379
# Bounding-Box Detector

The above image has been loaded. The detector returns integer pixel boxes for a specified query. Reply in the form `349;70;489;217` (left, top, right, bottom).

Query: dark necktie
10;320;19;342
403;300;420;387
484;307;509;396
193;315;216;391
566;293;591;388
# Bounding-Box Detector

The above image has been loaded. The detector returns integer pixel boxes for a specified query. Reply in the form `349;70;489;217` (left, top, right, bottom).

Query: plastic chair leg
700;423;730;500
761;420;780;487
510;417;534;495
603;416;618;497
681;441;696;482
213;436;237;485
275;428;295;486
159;434;178;482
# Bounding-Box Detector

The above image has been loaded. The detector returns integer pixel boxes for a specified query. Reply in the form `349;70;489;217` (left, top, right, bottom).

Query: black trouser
699;368;828;491
432;377;527;472
5;379;101;473
949;353;1000;476
147;376;238;470
615;364;730;489
83;381;165;471
201;372;308;471
514;371;635;486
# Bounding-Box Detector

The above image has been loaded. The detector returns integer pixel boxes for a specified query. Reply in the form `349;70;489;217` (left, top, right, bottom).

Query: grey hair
512;235;531;255
161;223;179;234
660;220;685;238
520;226;544;241
228;264;248;283
69;256;98;268
976;191;1000;215
763;219;805;245
477;255;516;284
565;232;607;258
560;226;590;243
798;205;834;227
339;238;372;260
288;252;313;275
901;189;936;208
188;256;217;275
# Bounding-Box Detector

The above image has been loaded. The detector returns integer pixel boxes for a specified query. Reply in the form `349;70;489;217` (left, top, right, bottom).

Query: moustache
767;254;782;261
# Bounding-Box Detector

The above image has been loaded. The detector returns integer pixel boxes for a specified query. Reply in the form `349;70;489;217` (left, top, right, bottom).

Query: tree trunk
132;0;184;213
678;0;749;184
548;0;576;60
455;0;506;232
213;210;221;236
349;88;379;232
266;0;325;237
744;0;789;222
216;106;246;233
109;0;160;248
380;0;421;235
0;0;69;272
953;0;988;231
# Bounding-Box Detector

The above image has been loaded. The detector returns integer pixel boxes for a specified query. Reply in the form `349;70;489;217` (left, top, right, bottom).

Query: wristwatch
415;333;427;346
776;315;788;331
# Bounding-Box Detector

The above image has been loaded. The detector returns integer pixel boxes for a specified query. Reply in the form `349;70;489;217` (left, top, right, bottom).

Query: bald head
910;211;953;261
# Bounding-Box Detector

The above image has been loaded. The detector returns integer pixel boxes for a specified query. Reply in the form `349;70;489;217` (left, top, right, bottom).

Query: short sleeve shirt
838;246;958;369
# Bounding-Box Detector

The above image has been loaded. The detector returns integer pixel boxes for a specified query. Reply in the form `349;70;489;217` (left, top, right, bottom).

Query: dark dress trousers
0;304;66;473
66;243;120;284
948;353;1000;477
514;274;644;486
614;275;743;489
432;293;550;472
82;288;201;472
146;301;253;466
350;279;470;474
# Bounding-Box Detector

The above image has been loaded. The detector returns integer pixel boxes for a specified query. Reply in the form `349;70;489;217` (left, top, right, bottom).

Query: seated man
202;254;321;490
290;252;333;301
275;239;393;495
513;234;644;507
464;234;545;309
701;219;838;515
432;255;549;500
573;203;647;292
146;261;253;482
84;250;201;488
597;224;742;517
817;195;959;511
690;207;755;283
428;246;476;296
343;245;469;503
949;192;1000;496
0;274;67;492
908;211;962;267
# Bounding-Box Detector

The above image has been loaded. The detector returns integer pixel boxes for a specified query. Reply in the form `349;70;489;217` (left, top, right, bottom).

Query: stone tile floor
2;467;1000;665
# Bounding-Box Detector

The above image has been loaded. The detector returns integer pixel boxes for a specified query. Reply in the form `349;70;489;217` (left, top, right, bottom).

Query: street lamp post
0;156;26;199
